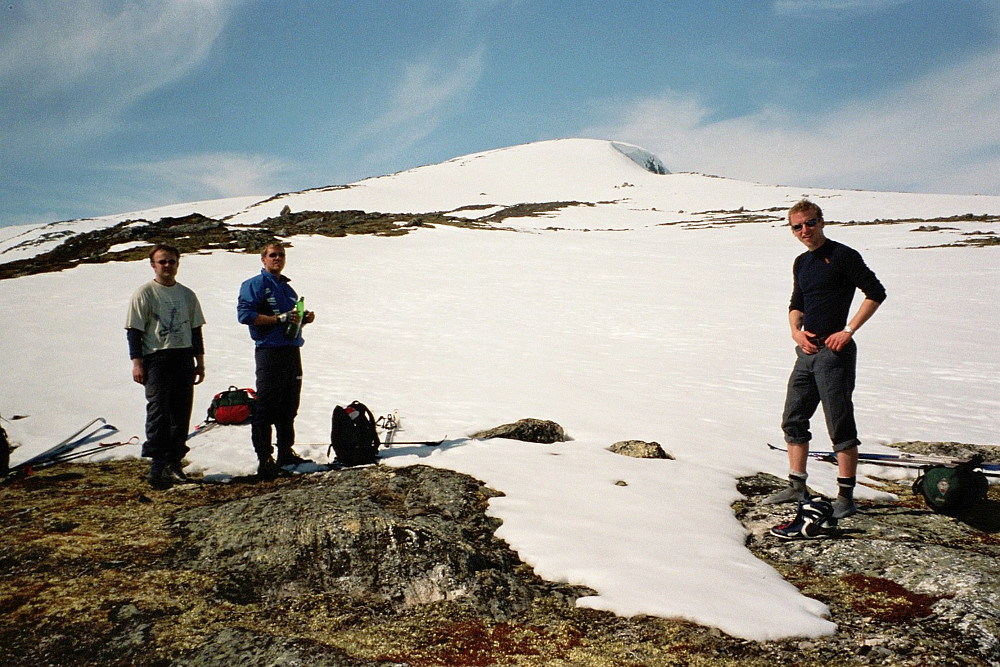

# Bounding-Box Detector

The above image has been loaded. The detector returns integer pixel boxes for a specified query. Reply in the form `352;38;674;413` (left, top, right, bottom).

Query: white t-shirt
126;281;206;355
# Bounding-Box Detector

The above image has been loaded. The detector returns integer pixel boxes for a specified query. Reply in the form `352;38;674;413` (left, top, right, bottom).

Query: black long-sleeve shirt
789;239;886;338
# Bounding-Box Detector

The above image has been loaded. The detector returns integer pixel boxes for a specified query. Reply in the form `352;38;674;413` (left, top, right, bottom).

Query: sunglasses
155;259;177;266
790;218;819;232
267;252;285;258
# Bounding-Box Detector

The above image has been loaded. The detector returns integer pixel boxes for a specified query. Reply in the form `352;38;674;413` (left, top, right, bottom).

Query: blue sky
3;0;1000;227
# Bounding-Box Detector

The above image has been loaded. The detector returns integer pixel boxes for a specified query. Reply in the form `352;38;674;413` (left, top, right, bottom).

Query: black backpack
329;401;380;467
912;456;989;515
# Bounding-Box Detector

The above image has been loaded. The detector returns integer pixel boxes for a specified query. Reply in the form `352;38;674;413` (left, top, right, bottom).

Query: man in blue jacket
238;242;316;478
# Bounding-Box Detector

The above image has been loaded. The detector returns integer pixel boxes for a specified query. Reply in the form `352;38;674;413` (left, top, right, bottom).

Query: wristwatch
844;325;854;334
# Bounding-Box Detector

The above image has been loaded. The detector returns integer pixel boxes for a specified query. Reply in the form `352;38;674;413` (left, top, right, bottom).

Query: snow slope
3;139;999;640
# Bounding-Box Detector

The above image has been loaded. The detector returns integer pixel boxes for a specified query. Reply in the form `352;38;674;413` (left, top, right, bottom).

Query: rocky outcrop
607;439;673;459
736;468;1000;665
470;418;568;443
1;444;998;666
173;464;585;620
0;210;484;280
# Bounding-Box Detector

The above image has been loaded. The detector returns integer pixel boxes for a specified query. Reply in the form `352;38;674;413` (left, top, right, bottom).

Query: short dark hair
149;243;180;262
788;199;823;223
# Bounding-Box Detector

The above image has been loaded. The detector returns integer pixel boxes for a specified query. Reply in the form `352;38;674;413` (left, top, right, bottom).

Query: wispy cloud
364;51;486;140
0;0;240;157
772;0;912;16
349;48;486;172
106;152;291;206
584;47;1000;195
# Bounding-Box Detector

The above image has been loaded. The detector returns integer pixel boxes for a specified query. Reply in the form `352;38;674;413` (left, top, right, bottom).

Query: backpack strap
351;401;381;448
366;403;380;448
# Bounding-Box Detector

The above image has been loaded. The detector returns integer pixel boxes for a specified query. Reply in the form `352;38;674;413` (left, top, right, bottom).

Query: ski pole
385;439;447;447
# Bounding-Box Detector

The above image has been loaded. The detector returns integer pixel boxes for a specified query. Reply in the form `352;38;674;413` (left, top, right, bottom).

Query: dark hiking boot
276;448;309;467
163;462;191;484
147;462;172;490
257;456;289;480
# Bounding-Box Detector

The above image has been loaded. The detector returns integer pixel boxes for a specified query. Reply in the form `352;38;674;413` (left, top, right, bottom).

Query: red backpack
206;386;256;425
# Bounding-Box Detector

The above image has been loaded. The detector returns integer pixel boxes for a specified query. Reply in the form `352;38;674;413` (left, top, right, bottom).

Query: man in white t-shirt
126;244;206;488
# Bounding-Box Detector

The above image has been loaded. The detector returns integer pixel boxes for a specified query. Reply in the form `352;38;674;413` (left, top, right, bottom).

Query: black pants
142;349;195;464
252;346;303;459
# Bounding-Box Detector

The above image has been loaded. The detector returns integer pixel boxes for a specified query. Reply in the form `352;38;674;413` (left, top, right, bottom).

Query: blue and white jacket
237;269;304;348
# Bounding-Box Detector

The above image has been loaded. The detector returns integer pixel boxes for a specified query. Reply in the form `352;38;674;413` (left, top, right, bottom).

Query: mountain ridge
6;138;1000;263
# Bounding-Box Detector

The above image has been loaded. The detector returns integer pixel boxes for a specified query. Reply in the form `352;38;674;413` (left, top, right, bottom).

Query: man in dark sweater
767;200;886;530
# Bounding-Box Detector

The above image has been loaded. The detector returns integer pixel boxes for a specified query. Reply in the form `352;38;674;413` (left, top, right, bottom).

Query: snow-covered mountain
2;138;999;641
5;138;1000;262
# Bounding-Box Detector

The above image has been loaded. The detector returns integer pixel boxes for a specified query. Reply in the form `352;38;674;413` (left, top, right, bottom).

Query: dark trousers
252;346;303;459
781;340;860;451
142;350;195;464
0;419;9;476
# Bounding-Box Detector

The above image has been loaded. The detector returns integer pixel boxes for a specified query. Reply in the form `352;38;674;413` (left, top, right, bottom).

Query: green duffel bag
913;457;989;515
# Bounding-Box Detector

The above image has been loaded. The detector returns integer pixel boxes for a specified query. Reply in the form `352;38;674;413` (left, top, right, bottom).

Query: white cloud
106;152;290;206
0;0;241;155
583;48;1000;196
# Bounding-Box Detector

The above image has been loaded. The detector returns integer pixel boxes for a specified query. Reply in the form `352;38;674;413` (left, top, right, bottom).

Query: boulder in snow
608;440;673;460
471;418;568;443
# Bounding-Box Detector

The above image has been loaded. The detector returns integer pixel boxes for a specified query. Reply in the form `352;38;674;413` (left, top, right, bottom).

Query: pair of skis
767;442;1000;478
7;418;135;477
376;410;399;444
376;410;446;447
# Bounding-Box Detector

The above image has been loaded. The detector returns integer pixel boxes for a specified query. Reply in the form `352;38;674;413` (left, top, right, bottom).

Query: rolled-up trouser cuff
833;438;860;453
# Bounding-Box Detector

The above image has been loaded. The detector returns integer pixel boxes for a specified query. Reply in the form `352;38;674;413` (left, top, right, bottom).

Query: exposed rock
173;464;585;620
477;201;593;223
735;467;1000;665
608;439;673;459
160;215;225;234
0;210;492;280
912;224;956;232
890;440;1000;465
8;209;999;281
174;627;389;666
1;445;998;666
470;418;568;443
